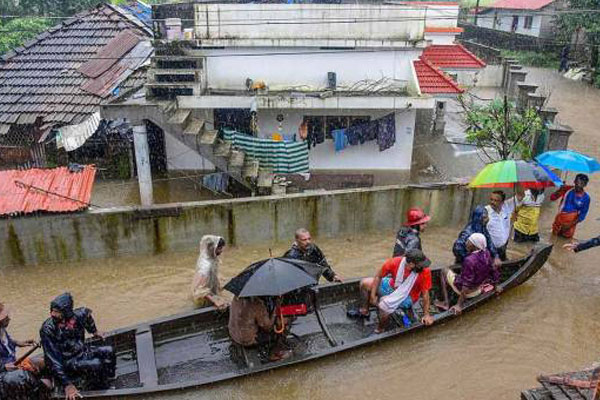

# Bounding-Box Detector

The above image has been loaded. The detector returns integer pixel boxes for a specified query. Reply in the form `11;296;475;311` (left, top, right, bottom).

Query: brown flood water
2;69;600;399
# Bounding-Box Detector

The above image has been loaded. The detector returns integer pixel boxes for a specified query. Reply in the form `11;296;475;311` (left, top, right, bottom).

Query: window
524;16;533;29
511;16;519;32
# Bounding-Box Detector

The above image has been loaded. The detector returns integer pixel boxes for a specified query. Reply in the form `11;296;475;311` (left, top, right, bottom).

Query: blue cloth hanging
332;129;348;152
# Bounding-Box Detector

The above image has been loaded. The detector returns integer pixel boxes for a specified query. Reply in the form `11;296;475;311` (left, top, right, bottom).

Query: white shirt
486;200;515;248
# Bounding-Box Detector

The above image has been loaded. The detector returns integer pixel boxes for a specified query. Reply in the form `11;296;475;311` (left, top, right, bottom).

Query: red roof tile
413;57;464;94
422;44;486;69
424;26;464;33
489;0;554;10
0;165;96;216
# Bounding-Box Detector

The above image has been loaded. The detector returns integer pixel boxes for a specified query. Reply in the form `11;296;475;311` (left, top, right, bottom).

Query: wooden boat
56;243;552;398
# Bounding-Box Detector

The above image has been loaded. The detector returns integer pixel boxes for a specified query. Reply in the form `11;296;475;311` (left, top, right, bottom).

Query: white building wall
476;10;543;37
424;33;457;45
203;48;422;92
253;109;416;171
164;131;215;171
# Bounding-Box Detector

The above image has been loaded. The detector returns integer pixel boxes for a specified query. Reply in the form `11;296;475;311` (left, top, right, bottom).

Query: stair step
257;169;274;188
243;160;260;178
168;109;191;125
229;150;245;168
183;118;205;135
214;140;232;157
200;130;218;145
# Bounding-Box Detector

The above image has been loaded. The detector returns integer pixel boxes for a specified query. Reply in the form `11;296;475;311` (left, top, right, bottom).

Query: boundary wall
1;183;475;267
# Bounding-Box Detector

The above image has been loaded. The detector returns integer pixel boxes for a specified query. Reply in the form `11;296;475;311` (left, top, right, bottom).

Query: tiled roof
424;26;464;33
0;4;152;137
413;57;464;94
0;165;96;216
488;0;554;10
422;44;486;69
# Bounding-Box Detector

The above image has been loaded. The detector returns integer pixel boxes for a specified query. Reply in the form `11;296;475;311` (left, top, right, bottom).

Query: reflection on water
2;69;600;399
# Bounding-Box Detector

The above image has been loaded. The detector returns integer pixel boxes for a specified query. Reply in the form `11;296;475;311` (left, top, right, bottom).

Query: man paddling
283;228;342;282
0;303;50;399
40;293;115;400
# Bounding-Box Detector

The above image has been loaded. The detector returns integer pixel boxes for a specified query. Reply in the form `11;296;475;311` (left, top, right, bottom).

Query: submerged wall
1;183;475;267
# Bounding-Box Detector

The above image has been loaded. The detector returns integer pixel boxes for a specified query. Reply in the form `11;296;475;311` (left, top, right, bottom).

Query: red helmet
404;207;431;226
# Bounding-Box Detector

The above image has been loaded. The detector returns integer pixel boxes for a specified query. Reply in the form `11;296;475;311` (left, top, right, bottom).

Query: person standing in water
191;235;230;309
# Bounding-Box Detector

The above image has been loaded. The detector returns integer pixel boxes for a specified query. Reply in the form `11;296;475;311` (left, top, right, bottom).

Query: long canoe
54;243;553;398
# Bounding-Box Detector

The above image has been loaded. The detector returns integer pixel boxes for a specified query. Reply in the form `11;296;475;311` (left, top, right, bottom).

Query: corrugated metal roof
422;44;486;69
78;30;141;79
0;165;96;216
488;0;554;10
413;57;464;94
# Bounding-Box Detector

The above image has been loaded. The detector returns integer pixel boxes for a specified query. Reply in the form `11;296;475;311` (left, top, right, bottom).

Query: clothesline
332;113;396;153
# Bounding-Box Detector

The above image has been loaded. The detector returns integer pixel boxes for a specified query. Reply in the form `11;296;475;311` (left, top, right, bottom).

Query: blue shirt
0;330;17;367
561;190;590;222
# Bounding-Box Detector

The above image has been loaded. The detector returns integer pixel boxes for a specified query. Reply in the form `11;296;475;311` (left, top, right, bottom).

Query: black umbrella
224;258;323;297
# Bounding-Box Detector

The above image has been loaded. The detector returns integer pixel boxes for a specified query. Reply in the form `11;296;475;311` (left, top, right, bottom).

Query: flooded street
2;69;600;399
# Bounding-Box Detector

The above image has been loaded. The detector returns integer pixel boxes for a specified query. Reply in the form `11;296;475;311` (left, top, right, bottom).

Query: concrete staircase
144;54;275;193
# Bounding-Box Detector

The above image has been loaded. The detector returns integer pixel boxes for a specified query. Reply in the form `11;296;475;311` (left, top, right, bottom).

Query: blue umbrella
536;150;600;173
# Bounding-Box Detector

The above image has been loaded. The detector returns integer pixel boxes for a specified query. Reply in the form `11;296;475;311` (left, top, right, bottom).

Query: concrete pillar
527;93;546;111
547;123;574;151
433;100;446;135
538;107;558;124
502;59;519;90
508;70;527;101
133;123;154;206
516;83;538;111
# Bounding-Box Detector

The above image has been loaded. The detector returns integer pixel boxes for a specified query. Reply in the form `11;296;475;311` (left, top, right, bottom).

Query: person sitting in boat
453;206;501;268
0;303;50;400
563;234;600;253
191;235;230;309
40;293;116;400
438;233;500;315
348;249;434;330
550;174;590;239
392;207;431;257
228;296;291;361
283;228;342;282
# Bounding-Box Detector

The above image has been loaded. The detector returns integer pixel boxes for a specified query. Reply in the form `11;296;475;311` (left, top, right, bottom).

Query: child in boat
191;235;230;309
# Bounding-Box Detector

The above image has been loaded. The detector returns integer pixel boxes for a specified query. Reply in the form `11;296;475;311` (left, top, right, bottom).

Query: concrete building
103;1;483;204
474;0;565;38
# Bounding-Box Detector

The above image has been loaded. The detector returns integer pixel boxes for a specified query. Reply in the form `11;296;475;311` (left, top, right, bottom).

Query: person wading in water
191;235;230;309
283;228;342;282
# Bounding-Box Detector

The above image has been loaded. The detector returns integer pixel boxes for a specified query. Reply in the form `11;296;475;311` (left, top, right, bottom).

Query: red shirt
378;257;432;302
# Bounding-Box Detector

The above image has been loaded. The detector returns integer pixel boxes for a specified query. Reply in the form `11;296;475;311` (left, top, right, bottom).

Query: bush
501;50;560;69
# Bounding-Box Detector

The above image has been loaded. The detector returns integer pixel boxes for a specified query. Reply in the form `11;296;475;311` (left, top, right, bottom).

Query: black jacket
40;293;98;386
393;226;421;257
283;243;336;281
575;235;600;252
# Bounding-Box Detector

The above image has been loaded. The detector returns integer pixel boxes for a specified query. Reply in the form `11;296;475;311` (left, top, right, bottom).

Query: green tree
459;95;543;162
556;0;600;70
0;18;51;55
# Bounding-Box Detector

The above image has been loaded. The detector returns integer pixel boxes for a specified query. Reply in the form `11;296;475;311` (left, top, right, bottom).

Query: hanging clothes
332;129;348;152
345;124;362;146
376;113;396;152
364;119;379;142
203;173;229;193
